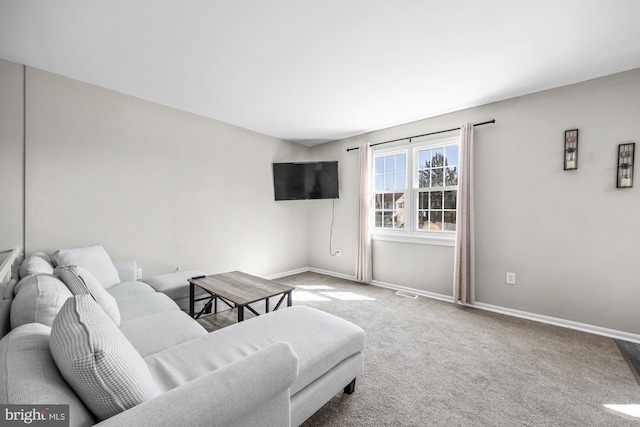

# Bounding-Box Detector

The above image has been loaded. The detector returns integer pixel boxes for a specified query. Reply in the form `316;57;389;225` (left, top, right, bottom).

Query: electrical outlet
335;250;341;257
506;272;516;285
135;268;142;281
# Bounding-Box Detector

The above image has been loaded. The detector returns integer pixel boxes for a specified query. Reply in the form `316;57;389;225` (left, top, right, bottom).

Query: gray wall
0;59;24;251
310;69;640;335
4;62;311;278
3;55;640;336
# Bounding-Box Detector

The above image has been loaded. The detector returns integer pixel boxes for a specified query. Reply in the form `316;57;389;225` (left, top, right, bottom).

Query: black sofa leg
344;378;356;394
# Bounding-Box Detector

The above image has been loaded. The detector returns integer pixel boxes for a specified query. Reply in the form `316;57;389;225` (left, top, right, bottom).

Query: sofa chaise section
144;305;365;426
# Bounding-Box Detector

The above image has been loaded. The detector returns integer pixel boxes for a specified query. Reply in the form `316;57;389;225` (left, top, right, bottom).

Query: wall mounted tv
273;161;339;200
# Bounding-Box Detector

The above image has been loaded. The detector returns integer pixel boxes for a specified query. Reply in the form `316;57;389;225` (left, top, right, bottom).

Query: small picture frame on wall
564;129;578;170
617;143;635;188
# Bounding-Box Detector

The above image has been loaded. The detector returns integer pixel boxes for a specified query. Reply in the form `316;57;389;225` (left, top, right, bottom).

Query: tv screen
273;161;339;200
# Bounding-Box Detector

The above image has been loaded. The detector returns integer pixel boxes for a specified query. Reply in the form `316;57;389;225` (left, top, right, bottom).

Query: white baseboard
307;267;355;282
265;267;310;280
473;302;640;345
281;267;640;345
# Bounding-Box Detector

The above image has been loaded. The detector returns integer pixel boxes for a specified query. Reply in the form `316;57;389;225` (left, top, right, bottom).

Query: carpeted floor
197;272;640;426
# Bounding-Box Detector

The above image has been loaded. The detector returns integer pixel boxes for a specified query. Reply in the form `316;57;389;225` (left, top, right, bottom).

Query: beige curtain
453;123;475;304
356;143;373;282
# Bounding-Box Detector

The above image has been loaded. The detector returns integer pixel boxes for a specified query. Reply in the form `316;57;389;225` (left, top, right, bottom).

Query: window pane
430;211;442;230
375;194;383;209
418;192;429;209
374;192;405;229
383;211;393;228
419;169;430;188
445;167;458;186
384;156;395;173
375;174;384;191
418;210;429;229
430;191;443;210
396;153;406;171
396;172;406;189
444;211;456;231
445;145;459;167
384;173;395;190
383;193;394;209
444;190;457;210
375;157;384;174
431;168;444;187
431;148;444;167
418;149;430;168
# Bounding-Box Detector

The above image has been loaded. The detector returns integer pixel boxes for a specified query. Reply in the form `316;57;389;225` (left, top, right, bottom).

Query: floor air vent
395;290;418;299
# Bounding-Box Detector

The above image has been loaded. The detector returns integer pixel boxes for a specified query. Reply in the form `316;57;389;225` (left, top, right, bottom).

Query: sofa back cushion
54;265;121;326
0;323;96;427
19;251;54;279
52;244;121;288
0;279;17;339
2;277;17;300
50;295;161;421
10;274;73;329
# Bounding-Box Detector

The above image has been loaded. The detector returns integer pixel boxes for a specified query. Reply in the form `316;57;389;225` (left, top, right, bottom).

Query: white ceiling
2;1;640;146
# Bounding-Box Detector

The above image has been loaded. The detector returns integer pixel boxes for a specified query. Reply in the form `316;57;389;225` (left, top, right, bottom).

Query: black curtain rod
346;119;496;152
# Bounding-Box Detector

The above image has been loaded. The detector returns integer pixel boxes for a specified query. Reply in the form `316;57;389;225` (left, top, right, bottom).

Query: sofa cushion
2;277;17;300
0;323;96;427
120;310;207;357
144;306;365;395
144;270;207;301
54;265;121;326
107;280;156;299
112;259;137;283
116;292;179;323
52;244;120;288
0;279;17;339
10;274;73;329
18;251;54;279
50;295;161;421
0;299;12;340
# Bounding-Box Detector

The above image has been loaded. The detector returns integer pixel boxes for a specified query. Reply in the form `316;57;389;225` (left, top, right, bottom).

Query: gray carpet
197;272;640;426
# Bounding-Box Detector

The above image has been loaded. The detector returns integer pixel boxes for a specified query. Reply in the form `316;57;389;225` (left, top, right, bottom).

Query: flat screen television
273;161;339;200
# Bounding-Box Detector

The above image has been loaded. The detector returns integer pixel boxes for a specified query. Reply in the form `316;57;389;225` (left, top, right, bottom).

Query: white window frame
371;136;459;246
372;149;408;232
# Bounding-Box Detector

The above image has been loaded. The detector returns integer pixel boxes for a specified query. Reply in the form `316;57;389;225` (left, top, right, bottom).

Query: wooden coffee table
188;271;294;322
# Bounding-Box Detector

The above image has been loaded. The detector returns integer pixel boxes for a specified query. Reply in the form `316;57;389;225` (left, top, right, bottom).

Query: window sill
371;233;455;247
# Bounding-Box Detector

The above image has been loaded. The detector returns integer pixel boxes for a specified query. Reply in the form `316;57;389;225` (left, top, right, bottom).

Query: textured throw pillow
10;274;73;329
52;244;121;288
18;252;54;279
0;323;96;425
54;265;121;326
49;295;161;420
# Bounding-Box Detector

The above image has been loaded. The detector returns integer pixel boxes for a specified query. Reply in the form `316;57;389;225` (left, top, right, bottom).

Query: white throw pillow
0;323;96;426
54;265;121;326
49;295;160;421
10;274;73;329
18;251;54;279
52;244;121;288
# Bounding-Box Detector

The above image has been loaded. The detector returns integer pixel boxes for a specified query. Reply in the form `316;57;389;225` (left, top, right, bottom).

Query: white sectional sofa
0;245;365;426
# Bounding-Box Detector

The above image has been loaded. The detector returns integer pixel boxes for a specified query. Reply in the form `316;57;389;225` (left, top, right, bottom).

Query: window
372;137;459;244
416;144;458;231
373;152;406;229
